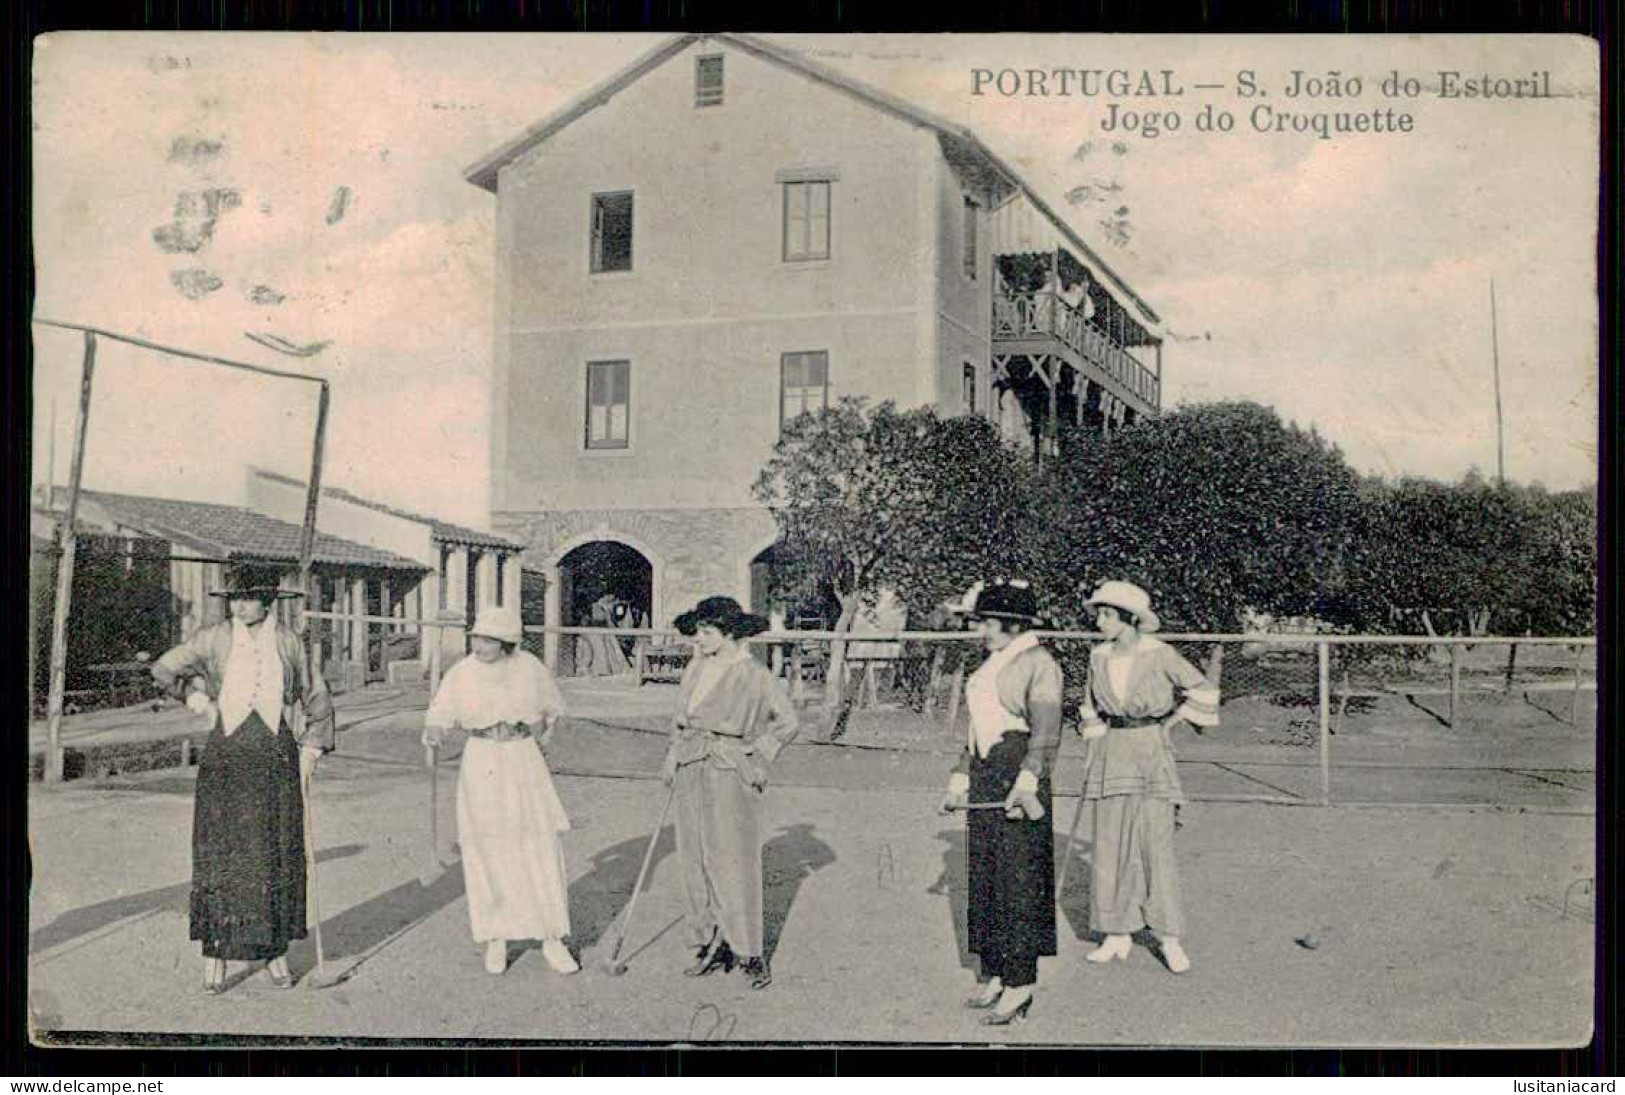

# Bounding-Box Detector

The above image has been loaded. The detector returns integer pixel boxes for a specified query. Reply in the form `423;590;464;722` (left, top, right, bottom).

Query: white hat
469;603;524;645
1085;581;1160;633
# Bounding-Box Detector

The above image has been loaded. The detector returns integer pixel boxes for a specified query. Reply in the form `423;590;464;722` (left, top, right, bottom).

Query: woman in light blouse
1077;581;1219;974
940;579;1064;1026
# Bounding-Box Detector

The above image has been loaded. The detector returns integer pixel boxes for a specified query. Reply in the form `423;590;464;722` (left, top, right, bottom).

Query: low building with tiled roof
34;470;529;691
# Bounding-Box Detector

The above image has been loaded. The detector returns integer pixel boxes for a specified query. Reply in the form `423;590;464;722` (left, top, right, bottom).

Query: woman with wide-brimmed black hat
940;579;1064;1026
660;596;799;989
149;561;334;995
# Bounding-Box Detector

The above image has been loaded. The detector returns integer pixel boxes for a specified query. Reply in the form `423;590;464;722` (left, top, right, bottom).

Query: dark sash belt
469;721;533;741
1105;714;1165;730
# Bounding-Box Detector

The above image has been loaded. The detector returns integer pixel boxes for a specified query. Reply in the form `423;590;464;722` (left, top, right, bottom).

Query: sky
31;33;1599;527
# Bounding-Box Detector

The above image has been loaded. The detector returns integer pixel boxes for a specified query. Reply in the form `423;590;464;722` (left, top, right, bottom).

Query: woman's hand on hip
940;771;970;814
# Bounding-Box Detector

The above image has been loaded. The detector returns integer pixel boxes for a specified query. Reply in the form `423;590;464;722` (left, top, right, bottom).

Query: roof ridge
461;32;1158;325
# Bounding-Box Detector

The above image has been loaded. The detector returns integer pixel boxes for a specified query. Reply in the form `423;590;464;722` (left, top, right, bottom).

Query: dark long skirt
966;733;1056;988
190;712;307;961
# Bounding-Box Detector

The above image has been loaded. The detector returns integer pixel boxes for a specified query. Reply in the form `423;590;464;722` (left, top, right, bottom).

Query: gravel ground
28;693;1595;1048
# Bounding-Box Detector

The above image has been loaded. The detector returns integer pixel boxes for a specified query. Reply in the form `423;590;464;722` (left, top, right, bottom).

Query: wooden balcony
992;289;1160;417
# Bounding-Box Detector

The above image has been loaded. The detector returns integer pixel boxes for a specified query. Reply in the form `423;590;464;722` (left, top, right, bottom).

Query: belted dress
1078;635;1219;937
425;648;572;944
664;650;799;958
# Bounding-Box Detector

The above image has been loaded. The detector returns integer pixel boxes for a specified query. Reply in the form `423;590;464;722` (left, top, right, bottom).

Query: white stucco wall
490;39;941;514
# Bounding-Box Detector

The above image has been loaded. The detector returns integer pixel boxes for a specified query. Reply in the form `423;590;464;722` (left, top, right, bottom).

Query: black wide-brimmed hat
949;579;1043;625
208;561;303;600
673;595;771;640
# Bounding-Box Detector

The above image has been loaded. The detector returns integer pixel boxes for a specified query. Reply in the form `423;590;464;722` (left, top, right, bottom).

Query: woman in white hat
940;579;1064;1026
1077;581;1219;974
423;604;578;976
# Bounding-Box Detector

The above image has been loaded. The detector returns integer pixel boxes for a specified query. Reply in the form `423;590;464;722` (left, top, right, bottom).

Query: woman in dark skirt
940;579;1064;1026
151;563;334;994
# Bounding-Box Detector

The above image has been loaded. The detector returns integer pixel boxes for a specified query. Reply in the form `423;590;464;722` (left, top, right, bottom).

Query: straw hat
469;603;524;645
1085;580;1160;632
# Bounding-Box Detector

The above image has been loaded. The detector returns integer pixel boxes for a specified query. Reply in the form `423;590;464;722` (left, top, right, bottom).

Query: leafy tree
752;398;1033;728
1038;401;1367;635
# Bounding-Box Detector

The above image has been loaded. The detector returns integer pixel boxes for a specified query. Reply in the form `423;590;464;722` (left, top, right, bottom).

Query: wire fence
52;609;1597;814
546;625;1598;815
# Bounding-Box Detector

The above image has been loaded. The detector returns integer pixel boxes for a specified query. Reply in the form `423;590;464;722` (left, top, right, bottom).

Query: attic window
695;55;724;107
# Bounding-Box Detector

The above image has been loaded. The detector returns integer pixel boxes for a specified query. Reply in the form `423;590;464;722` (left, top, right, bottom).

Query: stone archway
544;532;663;675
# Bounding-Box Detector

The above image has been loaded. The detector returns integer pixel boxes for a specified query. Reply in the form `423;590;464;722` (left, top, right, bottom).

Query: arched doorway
556;540;654;677
746;543;838;630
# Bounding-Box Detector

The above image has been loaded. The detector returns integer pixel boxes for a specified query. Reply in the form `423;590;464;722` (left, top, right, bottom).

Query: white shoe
542;939;579;975
485;940;508;975
1085;934;1132;963
1159;937;1191;974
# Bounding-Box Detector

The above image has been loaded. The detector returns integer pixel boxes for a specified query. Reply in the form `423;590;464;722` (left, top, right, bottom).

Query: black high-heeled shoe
740;956;771;990
685;939;735;977
980;994;1033;1026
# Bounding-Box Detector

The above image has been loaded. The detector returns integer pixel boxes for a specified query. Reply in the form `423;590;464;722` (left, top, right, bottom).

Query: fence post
428;617;443;698
945;664;965;733
1570;643;1584;726
1318;640;1331;807
1448;645;1461;728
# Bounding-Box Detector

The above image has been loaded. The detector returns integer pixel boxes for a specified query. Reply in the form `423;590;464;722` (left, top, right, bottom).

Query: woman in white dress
423;604;579;976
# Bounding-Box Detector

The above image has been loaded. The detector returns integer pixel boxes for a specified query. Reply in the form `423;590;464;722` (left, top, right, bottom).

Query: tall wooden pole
298;384;331;620
44;333;98;783
45;398;57;504
1490;280;1505;486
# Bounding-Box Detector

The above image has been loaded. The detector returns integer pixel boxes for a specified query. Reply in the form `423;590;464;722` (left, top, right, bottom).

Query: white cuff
947;773;970;796
1014;769;1039;794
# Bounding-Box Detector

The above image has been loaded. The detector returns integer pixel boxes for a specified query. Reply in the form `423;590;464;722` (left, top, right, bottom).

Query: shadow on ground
763;823;836;962
30;844;367;955
568;823;678;951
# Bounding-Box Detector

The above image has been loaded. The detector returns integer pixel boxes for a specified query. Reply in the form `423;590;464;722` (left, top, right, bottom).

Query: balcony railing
992;290;1160;410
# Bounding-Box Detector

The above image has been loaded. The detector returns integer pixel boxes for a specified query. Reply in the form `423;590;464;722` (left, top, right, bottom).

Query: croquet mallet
599;784;677;976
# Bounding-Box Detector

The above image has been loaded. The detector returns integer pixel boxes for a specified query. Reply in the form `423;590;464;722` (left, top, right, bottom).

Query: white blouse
425;649;566;731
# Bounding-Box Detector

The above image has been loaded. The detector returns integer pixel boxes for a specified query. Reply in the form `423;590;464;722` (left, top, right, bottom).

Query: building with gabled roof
467;33;1166;669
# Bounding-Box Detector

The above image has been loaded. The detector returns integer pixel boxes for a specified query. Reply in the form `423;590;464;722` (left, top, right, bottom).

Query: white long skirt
456;737;572;943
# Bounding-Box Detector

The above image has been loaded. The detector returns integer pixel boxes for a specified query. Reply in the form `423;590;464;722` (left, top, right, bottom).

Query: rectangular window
780;351;830;431
695;54;724;107
963;363;977;414
590;191;633;273
585;360;631;449
782;181;831;262
962;195;979;278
